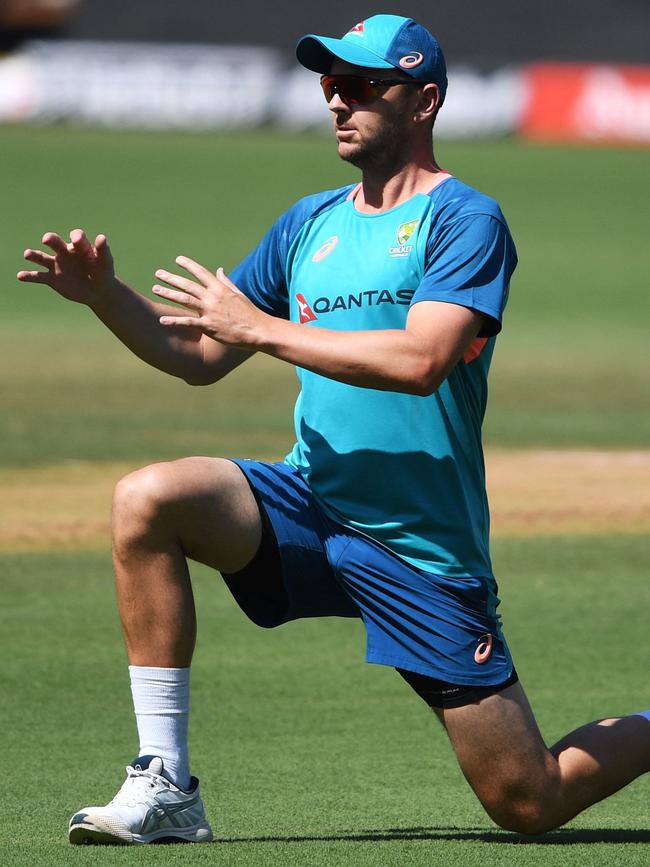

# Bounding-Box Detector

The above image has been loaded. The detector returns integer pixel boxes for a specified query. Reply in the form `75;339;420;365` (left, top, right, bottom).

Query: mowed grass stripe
2;450;649;553
2;131;649;456
1;537;649;865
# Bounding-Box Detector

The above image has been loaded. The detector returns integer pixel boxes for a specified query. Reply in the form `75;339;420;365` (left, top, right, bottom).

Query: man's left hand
153;258;264;348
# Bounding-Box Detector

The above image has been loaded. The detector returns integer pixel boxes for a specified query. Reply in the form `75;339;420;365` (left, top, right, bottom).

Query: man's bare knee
112;463;179;549
112;457;262;571
471;756;563;835
440;685;565;836
483;791;559;836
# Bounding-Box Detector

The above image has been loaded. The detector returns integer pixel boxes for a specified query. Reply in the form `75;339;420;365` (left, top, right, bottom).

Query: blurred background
1;0;649;462
1;5;649;862
1;0;649;473
1;0;650;140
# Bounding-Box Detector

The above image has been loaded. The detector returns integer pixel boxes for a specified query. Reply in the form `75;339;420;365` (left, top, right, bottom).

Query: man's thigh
121;456;263;574
436;682;559;813
221;459;360;627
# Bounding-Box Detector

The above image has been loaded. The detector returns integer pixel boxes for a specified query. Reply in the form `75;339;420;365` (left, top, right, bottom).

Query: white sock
635;710;650;722
129;665;191;791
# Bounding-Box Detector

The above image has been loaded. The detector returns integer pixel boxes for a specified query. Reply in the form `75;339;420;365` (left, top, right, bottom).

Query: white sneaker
68;757;213;845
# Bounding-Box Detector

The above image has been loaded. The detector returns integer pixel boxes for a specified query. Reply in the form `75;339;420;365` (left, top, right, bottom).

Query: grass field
1;126;649;865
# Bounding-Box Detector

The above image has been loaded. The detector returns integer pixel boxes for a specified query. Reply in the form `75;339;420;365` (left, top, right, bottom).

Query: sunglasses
320;75;421;107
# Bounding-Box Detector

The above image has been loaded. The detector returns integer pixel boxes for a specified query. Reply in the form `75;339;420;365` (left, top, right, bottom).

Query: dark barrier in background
2;1;649;142
61;0;650;68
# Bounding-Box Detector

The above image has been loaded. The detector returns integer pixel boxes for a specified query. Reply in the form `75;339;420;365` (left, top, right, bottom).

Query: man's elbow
407;360;446;396
409;377;442;397
182;368;220;386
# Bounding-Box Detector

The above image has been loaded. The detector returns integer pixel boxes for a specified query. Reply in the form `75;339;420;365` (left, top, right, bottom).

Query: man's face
324;60;421;172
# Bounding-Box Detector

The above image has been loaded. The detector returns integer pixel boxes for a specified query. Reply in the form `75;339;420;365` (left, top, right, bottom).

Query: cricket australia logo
389;219;419;258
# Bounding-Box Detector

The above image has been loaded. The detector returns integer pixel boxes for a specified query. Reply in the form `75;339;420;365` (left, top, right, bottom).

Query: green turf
2;127;649;457
1;535;648;865
1;127;649;863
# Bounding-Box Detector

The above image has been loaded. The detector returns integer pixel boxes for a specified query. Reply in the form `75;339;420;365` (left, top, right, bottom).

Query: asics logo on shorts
474;633;493;664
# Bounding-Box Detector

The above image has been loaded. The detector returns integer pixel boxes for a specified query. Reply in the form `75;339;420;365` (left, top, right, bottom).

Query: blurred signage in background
521;64;650;145
0;41;523;136
0;41;281;128
0;40;649;144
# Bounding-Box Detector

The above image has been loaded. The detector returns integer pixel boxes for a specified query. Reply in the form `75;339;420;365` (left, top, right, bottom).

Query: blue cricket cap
296;14;448;103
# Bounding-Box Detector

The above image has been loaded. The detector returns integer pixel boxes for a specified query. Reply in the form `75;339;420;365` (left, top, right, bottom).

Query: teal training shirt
230;177;517;578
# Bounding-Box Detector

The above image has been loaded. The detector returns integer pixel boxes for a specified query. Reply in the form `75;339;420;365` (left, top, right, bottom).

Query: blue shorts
224;459;513;685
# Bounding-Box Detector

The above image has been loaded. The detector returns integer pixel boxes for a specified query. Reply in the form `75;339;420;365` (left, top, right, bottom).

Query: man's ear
413;83;441;124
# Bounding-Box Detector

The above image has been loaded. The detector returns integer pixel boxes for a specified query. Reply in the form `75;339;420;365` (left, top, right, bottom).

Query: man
19;14;649;846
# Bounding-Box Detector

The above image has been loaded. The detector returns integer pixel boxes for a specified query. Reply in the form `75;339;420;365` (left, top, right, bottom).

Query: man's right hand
18;229;115;306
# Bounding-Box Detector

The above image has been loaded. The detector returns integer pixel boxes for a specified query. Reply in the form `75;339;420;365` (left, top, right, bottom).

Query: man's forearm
88;277;207;382
257;317;445;395
151;262;482;392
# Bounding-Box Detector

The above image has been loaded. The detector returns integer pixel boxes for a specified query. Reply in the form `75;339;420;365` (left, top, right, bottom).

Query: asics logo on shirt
312;236;339;262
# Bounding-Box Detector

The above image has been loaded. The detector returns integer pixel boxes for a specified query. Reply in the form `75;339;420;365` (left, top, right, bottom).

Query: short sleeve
229;186;355;320
413;214;517;337
229;217;291;319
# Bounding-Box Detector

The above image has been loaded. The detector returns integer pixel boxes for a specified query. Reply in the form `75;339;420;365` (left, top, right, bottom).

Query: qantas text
311;288;415;314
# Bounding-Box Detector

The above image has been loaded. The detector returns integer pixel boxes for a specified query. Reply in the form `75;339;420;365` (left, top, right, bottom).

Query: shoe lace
109;765;170;807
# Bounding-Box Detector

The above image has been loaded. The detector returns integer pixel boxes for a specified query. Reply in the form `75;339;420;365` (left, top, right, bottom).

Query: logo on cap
348;21;365;35
399;52;424;69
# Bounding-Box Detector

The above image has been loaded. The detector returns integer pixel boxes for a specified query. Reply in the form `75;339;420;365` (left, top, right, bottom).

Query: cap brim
296;34;395;74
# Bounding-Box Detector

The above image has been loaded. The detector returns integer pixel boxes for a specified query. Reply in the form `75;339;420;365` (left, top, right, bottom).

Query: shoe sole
69;822;213;845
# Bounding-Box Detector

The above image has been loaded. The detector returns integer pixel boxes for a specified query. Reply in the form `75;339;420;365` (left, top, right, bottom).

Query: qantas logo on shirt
296;293;317;323
296;288;415;321
348;21;365;34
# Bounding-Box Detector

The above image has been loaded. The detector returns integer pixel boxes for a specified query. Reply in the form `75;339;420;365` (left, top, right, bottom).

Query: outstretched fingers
159;313;201;327
175;255;215;285
152;284;202;310
18;247;54;282
215;267;242;295
23;248;54;268
92;234;115;274
18;227;115;301
41;232;69;255
17;268;54;284
153;265;206;321
70;228;92;252
154;269;204;298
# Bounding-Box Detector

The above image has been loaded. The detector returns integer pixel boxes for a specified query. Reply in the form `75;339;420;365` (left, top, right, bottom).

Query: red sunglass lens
321;76;375;105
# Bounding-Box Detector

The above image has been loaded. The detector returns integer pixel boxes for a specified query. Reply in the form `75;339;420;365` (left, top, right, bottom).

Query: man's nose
327;92;349;113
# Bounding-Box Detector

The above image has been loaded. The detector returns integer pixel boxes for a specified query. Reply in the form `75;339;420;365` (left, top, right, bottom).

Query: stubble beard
336;112;411;176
